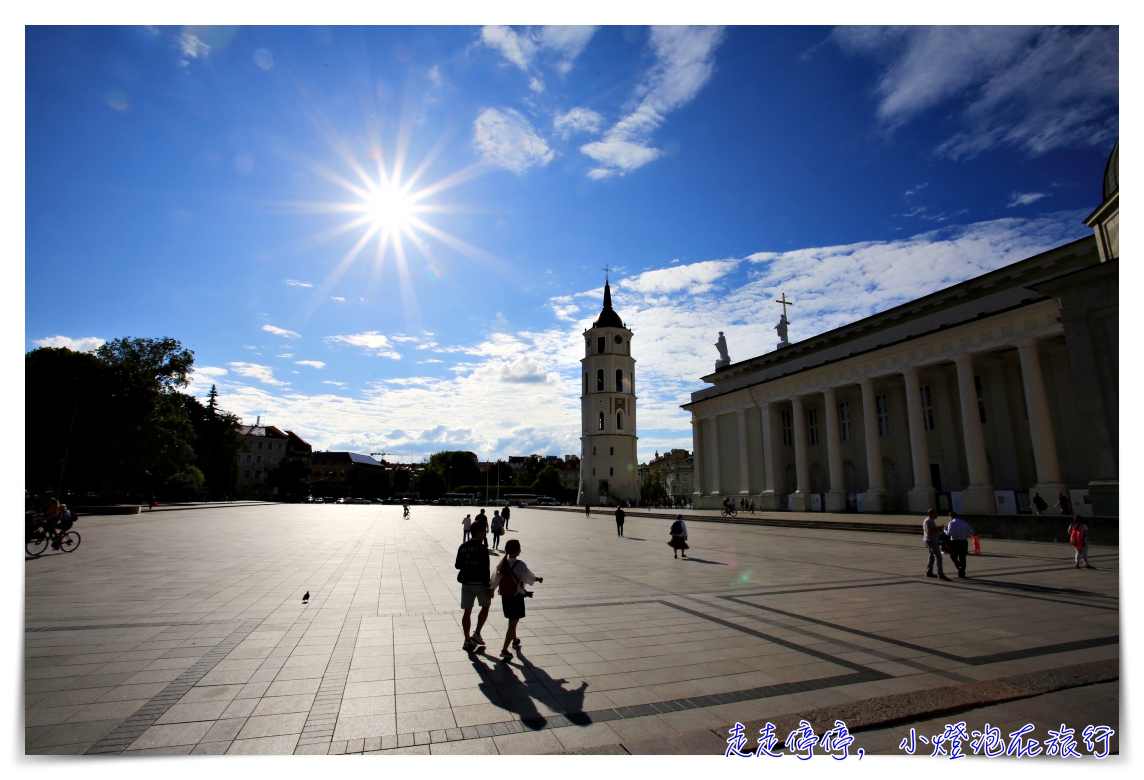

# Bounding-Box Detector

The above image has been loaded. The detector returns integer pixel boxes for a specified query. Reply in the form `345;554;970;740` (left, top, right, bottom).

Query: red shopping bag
971;535;981;555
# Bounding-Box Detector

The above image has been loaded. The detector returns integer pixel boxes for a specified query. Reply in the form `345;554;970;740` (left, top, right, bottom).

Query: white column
903;367;937;513
758;401;779;509
954;353;996;514
709;414;721;496
736;408;751;495
691;415;703;500
859;379;889;512
1016;339;1066;491
790;397;812;511
823;387;847;512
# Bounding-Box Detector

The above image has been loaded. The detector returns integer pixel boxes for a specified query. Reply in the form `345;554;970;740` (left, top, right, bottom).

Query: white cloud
178;33;209;66
322;380;347;387
581;26;725;178
32;335;104;352
227;362;289;387
833;26;1118;158
554;107;604;140
262;324;301;338
390;335;421;343
325;331;402;359
548;295;581;322
474;108;554;173
1008;192;1048;208
619;259;738;295
276;353;293;358
331;296;345;302
296;360;326;369
284;279;313;287
196;366;228;377
427;64;442;87
480;25;597;82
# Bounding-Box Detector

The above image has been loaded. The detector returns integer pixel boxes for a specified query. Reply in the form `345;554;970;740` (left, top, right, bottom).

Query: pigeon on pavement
302;591;310;603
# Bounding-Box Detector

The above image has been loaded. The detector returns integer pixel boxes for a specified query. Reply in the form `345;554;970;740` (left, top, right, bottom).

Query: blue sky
25;25;1118;463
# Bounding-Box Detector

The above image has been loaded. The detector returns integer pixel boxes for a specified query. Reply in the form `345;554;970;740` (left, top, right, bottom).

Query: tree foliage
529;465;565;499
26;340;243;502
416;468;447;500
426;451;482;489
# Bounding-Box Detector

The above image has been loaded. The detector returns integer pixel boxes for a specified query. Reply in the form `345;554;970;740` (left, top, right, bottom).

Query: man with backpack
1068;517;1092;569
455;524;493;651
1031;492;1048;515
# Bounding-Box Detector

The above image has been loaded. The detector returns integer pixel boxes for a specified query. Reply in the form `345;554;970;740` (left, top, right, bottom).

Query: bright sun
365;186;412;230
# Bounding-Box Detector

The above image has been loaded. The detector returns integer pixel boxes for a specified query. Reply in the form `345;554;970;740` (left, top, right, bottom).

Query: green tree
266;457;312;501
530;465;564;499
416;468;447;500
426;451;482;489
392;467;413;495
95;337;195;391
181;387;244;499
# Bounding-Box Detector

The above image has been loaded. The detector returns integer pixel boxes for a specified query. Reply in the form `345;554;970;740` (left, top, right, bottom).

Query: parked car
535;497;561;506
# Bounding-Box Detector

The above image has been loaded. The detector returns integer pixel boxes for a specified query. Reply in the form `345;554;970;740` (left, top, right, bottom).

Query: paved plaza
24;504;1119;756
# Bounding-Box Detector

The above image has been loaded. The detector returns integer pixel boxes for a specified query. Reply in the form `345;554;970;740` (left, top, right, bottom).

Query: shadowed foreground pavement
25;504;1118;755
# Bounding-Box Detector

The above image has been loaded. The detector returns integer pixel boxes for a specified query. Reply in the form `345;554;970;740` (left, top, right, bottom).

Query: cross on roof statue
775;293;795;319
603;264;611;282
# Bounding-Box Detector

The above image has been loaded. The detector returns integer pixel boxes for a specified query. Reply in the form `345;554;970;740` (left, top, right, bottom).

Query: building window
781;409;793;446
592;468;595;475
596;368;604;391
807;408;819;445
244;470;249;478
584;373;587;394
616;369;624;393
246;455;251;463
876;394;890;436
974;376;987;423
617;412;624;430
598;412;604;430
255;470;262;479
839;402;852;441
610;446;614;455
258;442;262;449
256;455;262;464
920;386;935;431
609;467;614;476
593;447;597;455
598;336;606;354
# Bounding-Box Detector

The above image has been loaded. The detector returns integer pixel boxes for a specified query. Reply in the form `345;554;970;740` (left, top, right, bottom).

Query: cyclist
722;496;736;515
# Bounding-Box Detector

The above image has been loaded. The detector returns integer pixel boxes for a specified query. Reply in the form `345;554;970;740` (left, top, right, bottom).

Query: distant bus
503;493;538;505
440;492;476;506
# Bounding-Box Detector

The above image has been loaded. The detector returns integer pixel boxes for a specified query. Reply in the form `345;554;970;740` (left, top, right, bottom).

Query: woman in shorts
490;539;542;660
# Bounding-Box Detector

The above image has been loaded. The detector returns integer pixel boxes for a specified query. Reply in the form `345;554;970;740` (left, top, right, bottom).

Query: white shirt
490;557;537;595
462;515;471;529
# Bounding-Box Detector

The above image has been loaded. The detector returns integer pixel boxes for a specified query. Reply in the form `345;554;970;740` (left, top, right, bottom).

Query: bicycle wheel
60;531;81;553
26;536;48;556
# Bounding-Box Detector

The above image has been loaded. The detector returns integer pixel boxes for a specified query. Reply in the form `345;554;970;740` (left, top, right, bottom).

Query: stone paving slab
26;504;1118;755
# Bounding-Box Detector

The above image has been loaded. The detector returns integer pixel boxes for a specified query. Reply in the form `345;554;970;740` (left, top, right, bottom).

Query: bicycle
26;522;81;556
720;506;738;518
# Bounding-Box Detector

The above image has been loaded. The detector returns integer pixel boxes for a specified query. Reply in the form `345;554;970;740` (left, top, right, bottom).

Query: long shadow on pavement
468;648;590;730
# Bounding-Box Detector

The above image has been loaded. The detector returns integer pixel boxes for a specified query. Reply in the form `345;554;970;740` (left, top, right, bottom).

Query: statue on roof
715;332;731;371
775;293;794;349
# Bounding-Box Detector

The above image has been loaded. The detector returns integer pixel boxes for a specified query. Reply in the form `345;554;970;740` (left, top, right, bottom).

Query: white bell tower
577;278;638;506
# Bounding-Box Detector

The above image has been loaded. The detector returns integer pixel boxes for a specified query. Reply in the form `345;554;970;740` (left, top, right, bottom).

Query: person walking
472;509;489;549
615;505;625;537
923;509;951;580
1031;492;1048;515
462;512;472;542
490;539;542;660
501;505;511;532
1055;492;1073;516
668;515;689;558
945;512;975;579
748;499;755;515
585;502;591;517
1068;516;1093;569
455;525;493;651
491;511;504;550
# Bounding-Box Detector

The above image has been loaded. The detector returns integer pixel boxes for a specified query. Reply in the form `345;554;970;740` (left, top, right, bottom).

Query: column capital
1015;337;1042;350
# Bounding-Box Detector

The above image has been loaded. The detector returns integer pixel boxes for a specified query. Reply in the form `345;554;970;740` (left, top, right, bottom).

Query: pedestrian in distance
1031;492;1048;515
1068;516;1093;569
490;539;542;660
491;511;504;550
455;525;493;651
501;505;511;532
585;502;591;517
923;509;951;580
668;515;689;558
945;511;975;579
462;512;472;542
749;499;755;515
472;508;489;549
1055;492;1072;516
615;505;625;537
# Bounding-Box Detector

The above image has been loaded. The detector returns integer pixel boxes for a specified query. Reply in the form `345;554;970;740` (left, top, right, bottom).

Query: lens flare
253;48;274;69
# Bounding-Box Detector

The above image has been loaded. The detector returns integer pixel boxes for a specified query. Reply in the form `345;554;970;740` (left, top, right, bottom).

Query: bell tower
578;278;638;506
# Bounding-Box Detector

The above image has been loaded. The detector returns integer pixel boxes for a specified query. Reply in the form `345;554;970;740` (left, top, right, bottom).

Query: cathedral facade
683;144;1119;517
577;281;640;506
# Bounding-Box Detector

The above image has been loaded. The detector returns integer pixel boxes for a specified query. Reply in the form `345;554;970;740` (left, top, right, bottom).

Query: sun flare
364;185;413;231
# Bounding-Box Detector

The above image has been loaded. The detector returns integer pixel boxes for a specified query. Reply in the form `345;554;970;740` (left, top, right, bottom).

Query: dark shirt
472;514;489;535
455;537;491;586
615;508;625;522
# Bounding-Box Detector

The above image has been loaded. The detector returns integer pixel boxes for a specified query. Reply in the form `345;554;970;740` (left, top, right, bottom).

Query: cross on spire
603;264;611;282
775;293;795;319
